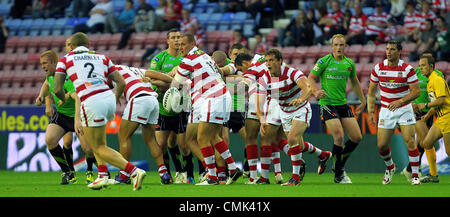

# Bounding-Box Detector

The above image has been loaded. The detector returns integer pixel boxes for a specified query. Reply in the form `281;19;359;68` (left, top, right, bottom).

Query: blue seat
234;12;248;22
41;18;56;31
209;13;222;22
218;20;230;31
221;12;233;22
206;23;217;32
196;13;210;26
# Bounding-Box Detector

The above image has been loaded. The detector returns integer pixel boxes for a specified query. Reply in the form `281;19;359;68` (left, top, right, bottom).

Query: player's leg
257;124;279;184
77;133;96;184
244;118;260;183
413;120;436;182
377;128;396;184
340;117;362;169
272;127;285;184
281;119;308;186
185;122;206;181
114;119;140;183
399;124;421;184
155;129;172;180
324;118;346;179
196;122;223;184
45;123;72;184
421;125;443;183
142;123;172;184
177;132;194;183
60;132;78;183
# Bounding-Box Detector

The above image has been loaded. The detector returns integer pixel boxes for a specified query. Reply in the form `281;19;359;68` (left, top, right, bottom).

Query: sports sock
217;166;226;180
425;147;437;176
213;140;237;173
63;147;75;171
158;164;168;177
85;155;96;171
332;144;344;175
124;162;137;178
279;139;289;154
201;146;217;181
168;146;183;173
246;144;258;181
97;165;109;178
243;148;250;172
49;145;71;173
119;170;130;180
271;144;282;175
302;141;327;159
408;148;420;178
289;144;302;181
341;139;359;166
163;152;171;175
378;146;395;170
183;152;194;178
260;146;272;180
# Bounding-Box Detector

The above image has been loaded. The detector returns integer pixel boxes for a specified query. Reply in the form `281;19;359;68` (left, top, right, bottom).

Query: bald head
212;50;228;67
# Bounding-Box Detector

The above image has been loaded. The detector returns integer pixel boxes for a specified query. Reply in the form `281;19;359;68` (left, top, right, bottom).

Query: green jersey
310;54;356;106
46;75;76;117
413;67;444;112
148;50;183;116
224;59;245;112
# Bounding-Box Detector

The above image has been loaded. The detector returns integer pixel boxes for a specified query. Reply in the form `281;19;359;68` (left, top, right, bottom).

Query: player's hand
354;101;366;116
313;89;326;99
289;98;304;106
75;120;84;136
387;100;402;111
412;103;420;113
35;96;44;106
45;106;54;117
116;96;122;106
368;112;376;126
260;122;268;136
417;103;426;111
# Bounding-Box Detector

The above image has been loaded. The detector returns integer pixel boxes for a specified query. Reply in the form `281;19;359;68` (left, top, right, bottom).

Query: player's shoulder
343;56;355;65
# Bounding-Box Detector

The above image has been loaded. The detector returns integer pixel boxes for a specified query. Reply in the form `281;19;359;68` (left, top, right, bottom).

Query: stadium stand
0;0;449;111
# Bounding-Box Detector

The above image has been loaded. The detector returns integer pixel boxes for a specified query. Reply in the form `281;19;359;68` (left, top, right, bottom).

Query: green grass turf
0;171;449;197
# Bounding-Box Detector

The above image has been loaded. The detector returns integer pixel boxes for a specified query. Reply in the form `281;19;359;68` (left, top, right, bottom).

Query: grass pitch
0;171;449;197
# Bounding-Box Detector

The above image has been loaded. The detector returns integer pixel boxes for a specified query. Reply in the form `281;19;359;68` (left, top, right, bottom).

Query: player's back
56;46;116;102
116;65;157;101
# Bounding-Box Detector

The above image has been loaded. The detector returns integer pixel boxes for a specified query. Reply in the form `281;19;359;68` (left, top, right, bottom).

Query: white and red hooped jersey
370;59;418;108
243;56;268;98
56;46;116;102
176;46;227;106
417;10;437;30
366;12;391;36
403;10;421;32
257;65;308;113
115;65;157;101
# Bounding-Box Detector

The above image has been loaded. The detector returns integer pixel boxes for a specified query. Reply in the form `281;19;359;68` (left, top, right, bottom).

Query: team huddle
35;29;450;191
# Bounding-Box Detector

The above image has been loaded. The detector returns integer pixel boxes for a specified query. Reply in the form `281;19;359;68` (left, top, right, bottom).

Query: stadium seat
50;35;67;52
120;49;135;65
265;29;278;46
346;44;363;62
4;36;20;53
96;33;113;51
144;31;161;47
218;20;231;31
401;43;415;57
219;30;233;43
281;46;296;63
128;32;147;50
360;44;376;61
108;50;123;64
88;34;103;50
436;61;448;71
305;45;321;63
318;45;331;58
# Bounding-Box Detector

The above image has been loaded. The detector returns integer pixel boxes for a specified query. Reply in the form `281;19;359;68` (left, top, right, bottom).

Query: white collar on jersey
72;46;89;52
187;46;199;55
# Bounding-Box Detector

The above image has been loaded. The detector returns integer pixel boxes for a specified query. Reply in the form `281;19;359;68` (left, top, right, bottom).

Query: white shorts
198;93;231;125
122;95;159;125
80;91;116;127
378;104;416;129
246;94;260;120
263;98;281;126
280;103;312;132
188;97;203;124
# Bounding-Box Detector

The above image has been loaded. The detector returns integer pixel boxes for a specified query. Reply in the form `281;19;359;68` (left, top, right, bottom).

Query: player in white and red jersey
173;33;242;185
110;65;174;185
53;32;146;191
367;40;422;185
365;2;391;42
418;1;437;31
260;49;332;186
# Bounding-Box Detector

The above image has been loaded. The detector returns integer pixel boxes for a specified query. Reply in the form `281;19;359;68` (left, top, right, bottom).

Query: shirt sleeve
369;66;379;84
55;57;67;75
310;58;326;76
177;60;192;78
406;67;418;85
290;69;306;82
432;76;449;99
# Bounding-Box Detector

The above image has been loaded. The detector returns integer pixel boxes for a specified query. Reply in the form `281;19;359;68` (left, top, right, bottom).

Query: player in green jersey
403;53;444;183
35;49;96;184
308;34;366;183
147;29;195;184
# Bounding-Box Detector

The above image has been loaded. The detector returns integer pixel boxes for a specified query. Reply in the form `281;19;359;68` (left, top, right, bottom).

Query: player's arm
367;81;378;125
36;80;50;106
108;70;126;105
69;92;84;135
53;73;67;103
44;95;53;117
349;75;367;115
308;62;327;99
388;83;420;111
225;75;243;84
146;69;174;82
290;77;311;106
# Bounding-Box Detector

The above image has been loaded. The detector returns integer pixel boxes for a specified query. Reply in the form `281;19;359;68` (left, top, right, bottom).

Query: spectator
245;0;284;28
72;0;95;18
155;0;166;16
10;0;32;19
180;9;205;49
133;0;160;33
396;0;420;42
389;0;407;24
253;32;269;54
282;10;314;46
104;0;136;33
318;0;344;40
306;8;325;45
430;0;447;14
418;0;437;31
434;16;450;60
31;0;47;18
154;0;181;31
342;9;352;35
375;18;398;44
73;0;114;34
32;0;70;18
365;1;391;43
229;29;248;48
346;2;368;45
410;18;437;61
0;16;9;53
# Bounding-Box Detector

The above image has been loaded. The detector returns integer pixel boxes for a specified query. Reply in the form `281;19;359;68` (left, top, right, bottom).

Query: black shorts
320;104;354;122
50;111;75;133
415;111;434;128
156;112;188;134
223;112;245;133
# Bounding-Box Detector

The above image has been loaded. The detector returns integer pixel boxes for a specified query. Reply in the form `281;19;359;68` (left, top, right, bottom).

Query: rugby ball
163;87;183;113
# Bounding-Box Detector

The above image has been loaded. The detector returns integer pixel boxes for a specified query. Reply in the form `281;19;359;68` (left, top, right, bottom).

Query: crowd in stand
2;0;450;61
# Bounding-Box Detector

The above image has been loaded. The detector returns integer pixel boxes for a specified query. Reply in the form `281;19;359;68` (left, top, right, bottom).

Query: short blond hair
40;50;59;63
331;34;346;44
